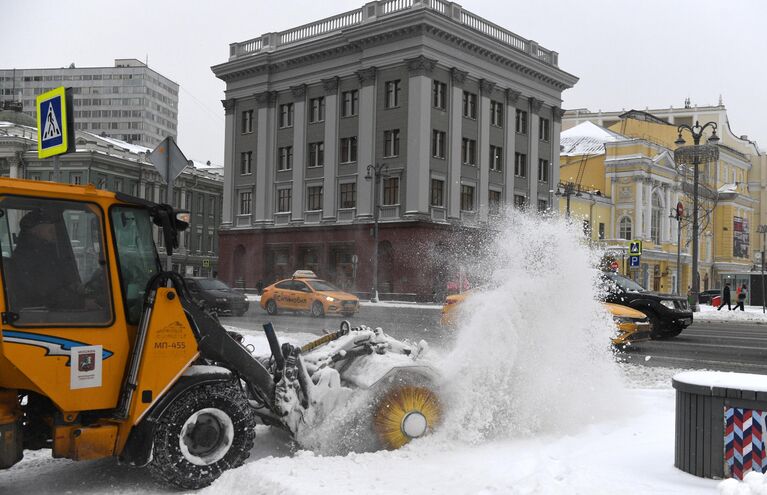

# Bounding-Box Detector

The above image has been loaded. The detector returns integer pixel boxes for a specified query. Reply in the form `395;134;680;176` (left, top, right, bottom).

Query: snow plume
436;209;632;443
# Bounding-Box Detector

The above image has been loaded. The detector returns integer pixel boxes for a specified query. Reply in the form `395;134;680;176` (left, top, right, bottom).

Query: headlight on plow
373;385;441;449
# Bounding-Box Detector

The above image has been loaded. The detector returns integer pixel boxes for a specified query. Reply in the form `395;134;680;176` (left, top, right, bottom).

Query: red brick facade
218;221;476;301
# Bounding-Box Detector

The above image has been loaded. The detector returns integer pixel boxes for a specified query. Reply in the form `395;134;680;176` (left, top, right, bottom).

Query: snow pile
720;472;767;495
436;210;631;443
696;304;767;324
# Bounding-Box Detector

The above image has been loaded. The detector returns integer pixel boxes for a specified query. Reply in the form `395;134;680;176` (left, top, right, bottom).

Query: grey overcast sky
5;0;767;164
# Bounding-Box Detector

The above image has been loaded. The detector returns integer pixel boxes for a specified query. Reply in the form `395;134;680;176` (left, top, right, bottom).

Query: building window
461;138;477;166
538;158;549;182
277;188;291;213
114;178;123;193
538;199;547;212
489;189;501;215
308;142;324;168
383;177;399;205
598;222;605;240
385;80;401;108
431;179;444;207
278;146;293;171
619;217;632;240
462;91;477;119
432;130;446;159
309;97;325;123
432;81;447;110
70;173;82;185
339;183;356;209
460;185;475;211
514;153;527;178
490;101;503;127
539;117;550;141
239;191;252;215
342;90;358;117
209;196;216;218
307;185;323;211
490;145;503;171
515;109;528;134
384;129;400;157
240;151;252;175
340;137;358;163
241;110;253;133
514;194;526;209
279;103;294;128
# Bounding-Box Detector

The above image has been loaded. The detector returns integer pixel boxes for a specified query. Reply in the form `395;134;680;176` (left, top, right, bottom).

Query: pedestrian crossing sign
36;86;73;159
629;240;642;256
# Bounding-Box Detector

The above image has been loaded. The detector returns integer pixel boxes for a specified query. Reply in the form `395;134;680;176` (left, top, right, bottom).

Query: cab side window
292;281;311;293
275;281;292;290
0;197;112;326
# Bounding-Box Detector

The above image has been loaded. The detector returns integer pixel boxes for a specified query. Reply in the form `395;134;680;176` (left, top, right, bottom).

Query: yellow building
560;106;760;295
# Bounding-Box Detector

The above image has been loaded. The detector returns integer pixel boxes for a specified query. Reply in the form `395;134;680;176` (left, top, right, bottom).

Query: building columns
356;67;377;219
221;98;236;228
528;97;542;207
448;68;466;220
634;177;643;239
477;79;494;220
291;85;307;222
405;56;436;217
322;77;339;219
503;89;520;206
254;91;275;224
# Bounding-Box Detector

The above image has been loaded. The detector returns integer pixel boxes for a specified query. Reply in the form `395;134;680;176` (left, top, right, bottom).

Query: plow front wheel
373;385;441;450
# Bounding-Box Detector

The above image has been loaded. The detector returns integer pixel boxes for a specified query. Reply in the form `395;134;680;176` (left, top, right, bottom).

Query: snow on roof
85;133;152;154
191;159;224;175
560;121;626;157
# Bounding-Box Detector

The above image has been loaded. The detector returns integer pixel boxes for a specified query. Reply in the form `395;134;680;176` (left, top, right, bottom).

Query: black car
698;289;722;305
184;277;250;316
601;272;693;339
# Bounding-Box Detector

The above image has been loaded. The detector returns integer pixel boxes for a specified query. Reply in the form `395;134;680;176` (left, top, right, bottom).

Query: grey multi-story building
0;111;221;277
0;59;178;148
212;0;578;298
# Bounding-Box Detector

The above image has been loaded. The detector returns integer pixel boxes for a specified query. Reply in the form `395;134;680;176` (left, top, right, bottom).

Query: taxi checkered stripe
725;407;767;479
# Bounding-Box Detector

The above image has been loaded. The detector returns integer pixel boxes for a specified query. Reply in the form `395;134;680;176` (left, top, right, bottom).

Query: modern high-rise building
212;0;577;298
0;59;178;148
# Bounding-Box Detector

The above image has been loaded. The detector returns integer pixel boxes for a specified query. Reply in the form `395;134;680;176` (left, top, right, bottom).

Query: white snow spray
434;209;632;444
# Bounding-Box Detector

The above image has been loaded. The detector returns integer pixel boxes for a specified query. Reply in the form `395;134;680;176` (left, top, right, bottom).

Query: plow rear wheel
373;385;441;450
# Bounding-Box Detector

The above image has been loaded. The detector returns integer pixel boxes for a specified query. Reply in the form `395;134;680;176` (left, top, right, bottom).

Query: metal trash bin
673;371;767;480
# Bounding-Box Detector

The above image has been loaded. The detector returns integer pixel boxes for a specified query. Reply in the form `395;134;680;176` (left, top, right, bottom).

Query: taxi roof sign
36;86;74;159
629;240;642;256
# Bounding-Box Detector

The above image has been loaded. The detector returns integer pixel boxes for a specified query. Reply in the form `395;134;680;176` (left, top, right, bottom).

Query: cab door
291;280;313;311
273;280;296;310
0;194;129;413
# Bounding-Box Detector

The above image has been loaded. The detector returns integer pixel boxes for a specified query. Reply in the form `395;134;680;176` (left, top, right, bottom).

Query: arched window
619;217;632;240
651;192;662;244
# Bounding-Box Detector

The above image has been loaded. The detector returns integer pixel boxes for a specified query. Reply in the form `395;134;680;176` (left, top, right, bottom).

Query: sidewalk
695;303;767;324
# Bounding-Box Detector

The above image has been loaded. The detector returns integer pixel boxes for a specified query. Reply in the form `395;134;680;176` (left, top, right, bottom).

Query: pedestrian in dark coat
717;283;732;311
733;284;748;312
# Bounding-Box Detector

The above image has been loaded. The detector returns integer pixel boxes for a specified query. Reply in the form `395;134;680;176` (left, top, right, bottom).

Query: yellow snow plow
0;178;440;489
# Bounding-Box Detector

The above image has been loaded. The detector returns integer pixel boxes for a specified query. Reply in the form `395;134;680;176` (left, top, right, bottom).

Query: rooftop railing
228;0;558;67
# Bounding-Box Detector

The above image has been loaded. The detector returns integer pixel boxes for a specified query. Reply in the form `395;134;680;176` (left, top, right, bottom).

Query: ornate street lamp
365;162;388;303
669;202;684;294
674;121;720;311
555;181;581;218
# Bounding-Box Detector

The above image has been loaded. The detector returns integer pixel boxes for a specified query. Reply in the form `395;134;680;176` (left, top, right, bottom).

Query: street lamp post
365;162;388;303
670;202;684;295
758;225;767;313
674;121;720;312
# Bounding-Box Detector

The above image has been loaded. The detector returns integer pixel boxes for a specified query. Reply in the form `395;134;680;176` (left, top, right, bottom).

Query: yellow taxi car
440;292;651;346
260;271;359;317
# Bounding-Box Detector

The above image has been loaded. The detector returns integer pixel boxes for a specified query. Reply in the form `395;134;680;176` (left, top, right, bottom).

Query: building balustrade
228;0;558;67
379;204;400;220
430;206;447;222
338;208;356;223
305;210;322;224
273;212;291;226
460;209;478;225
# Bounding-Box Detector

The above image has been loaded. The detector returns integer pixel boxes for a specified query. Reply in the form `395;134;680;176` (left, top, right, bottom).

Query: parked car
698;289;722;305
440;291;651;346
600;271;693;339
184;277;250;316
260;271;359;317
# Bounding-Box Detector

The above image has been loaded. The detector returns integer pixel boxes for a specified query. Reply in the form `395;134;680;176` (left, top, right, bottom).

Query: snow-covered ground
695;304;767;324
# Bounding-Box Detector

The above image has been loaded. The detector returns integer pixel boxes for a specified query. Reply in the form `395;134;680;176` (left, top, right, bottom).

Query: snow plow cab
0;178;440;489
